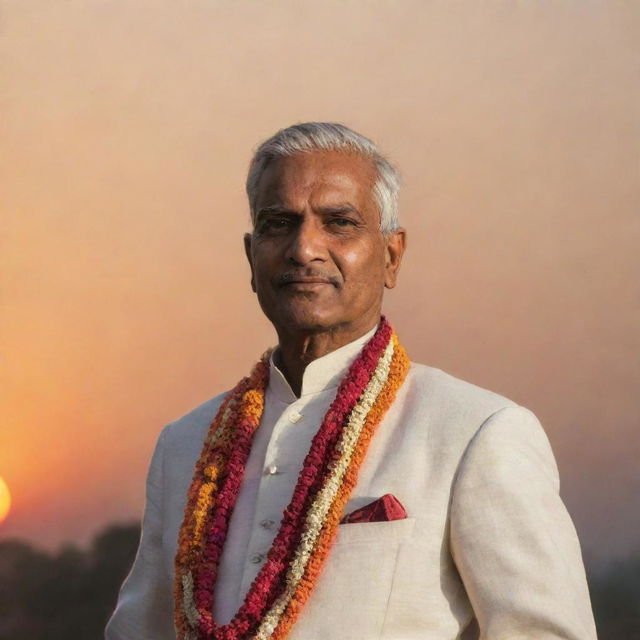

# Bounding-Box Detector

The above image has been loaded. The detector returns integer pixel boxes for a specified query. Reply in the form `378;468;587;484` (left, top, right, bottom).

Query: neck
275;320;378;397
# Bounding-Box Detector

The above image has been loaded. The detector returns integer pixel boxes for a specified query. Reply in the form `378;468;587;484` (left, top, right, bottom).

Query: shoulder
403;361;519;422
156;390;230;456
398;362;549;457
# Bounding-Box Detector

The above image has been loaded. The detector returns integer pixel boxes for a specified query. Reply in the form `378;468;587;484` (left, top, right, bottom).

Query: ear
244;233;257;292
383;228;406;289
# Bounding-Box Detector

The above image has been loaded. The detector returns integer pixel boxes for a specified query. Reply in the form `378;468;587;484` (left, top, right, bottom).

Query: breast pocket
288;518;416;640
334;517;416;545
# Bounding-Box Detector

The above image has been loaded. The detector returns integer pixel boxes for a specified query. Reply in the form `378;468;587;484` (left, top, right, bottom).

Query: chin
269;303;342;335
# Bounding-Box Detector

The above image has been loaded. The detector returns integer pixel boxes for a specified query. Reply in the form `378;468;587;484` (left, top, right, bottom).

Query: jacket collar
268;325;378;403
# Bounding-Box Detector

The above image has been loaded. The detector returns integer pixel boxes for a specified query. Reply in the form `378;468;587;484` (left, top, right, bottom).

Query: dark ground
0;523;637;639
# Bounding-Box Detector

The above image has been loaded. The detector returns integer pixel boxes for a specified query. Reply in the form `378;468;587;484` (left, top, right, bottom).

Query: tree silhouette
0;523;638;639
588;554;640;639
0;523;140;640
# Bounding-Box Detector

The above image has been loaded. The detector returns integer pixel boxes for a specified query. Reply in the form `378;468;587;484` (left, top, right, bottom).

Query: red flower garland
174;318;408;639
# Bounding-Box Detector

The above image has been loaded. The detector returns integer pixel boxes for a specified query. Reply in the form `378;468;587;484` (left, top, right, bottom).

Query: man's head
244;122;406;343
246;122;401;234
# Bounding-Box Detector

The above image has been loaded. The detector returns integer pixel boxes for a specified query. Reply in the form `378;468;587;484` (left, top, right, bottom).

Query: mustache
276;270;342;287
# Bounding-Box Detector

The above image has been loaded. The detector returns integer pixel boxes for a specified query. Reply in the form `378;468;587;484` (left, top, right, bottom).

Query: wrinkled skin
244;150;406;394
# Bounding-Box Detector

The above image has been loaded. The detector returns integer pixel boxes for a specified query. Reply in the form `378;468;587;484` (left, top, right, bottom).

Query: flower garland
174;318;410;640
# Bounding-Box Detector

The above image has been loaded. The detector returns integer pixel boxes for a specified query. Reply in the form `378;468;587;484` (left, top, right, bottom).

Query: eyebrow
317;204;361;216
256;205;292;216
255;203;362;218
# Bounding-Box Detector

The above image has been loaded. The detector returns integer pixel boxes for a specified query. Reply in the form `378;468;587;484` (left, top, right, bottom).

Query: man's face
244;150;405;339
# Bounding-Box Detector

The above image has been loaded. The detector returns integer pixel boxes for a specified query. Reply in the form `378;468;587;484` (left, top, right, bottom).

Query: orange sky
1;1;638;567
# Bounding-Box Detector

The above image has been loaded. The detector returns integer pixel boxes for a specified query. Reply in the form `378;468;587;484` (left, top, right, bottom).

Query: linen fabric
105;333;597;640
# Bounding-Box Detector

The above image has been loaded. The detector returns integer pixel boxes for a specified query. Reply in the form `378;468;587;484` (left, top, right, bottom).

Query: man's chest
162;386;474;638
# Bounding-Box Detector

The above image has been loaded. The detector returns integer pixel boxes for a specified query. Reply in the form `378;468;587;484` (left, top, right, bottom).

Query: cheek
338;244;385;286
251;247;278;281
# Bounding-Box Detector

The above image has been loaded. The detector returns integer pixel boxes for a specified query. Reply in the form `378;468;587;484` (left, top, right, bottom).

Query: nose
284;217;327;266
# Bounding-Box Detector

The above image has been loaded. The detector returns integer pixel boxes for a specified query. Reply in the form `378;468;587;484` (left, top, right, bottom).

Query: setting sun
0;476;11;523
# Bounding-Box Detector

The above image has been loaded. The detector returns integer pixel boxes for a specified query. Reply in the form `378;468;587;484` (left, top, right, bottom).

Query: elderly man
105;123;597;639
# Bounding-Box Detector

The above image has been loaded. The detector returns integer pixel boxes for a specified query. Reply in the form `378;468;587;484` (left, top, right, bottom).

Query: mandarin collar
268;325;378;403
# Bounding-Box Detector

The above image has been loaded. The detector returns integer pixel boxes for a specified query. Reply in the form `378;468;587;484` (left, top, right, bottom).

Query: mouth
277;273;339;288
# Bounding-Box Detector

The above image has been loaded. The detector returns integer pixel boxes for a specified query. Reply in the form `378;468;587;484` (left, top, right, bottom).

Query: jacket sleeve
105;428;176;640
449;406;597;639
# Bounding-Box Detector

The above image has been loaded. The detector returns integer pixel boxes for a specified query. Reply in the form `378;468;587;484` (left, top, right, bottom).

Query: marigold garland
174;318;410;640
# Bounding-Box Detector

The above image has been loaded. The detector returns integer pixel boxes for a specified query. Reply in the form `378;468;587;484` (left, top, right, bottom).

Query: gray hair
246;122;401;234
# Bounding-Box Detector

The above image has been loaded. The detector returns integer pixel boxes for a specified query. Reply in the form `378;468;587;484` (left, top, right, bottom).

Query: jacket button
260;519;275;529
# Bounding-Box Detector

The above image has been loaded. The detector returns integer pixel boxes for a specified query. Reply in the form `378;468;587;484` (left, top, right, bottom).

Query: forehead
254;150;378;212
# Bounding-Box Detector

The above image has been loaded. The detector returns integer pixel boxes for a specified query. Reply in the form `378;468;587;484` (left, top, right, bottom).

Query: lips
284;278;330;285
277;272;339;287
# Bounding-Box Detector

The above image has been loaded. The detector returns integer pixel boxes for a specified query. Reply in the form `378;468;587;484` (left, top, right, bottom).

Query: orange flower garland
174;318;409;640
268;334;409;639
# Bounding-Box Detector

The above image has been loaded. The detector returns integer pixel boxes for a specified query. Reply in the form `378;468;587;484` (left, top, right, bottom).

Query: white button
266;464;279;475
260;519;275;529
250;552;264;564
288;411;303;423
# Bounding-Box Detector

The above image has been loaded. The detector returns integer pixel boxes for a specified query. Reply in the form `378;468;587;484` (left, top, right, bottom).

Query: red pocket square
339;493;407;524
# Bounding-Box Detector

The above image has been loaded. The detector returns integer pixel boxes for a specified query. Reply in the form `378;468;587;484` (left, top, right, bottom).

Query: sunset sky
1;1;638;569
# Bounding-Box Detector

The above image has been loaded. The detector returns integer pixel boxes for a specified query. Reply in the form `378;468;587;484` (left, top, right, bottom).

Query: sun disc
0;476;11;523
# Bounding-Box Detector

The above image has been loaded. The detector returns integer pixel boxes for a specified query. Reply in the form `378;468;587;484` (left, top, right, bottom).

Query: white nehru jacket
105;329;597;640
214;327;376;623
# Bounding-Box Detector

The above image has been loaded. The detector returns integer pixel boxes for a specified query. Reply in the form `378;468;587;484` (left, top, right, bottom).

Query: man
105;122;597;639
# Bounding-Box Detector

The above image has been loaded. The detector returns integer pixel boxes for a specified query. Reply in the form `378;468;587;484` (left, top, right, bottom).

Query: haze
1;1;638;569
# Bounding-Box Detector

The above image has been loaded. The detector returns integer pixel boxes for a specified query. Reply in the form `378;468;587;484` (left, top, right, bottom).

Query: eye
267;219;290;228
328;216;356;228
257;217;294;234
